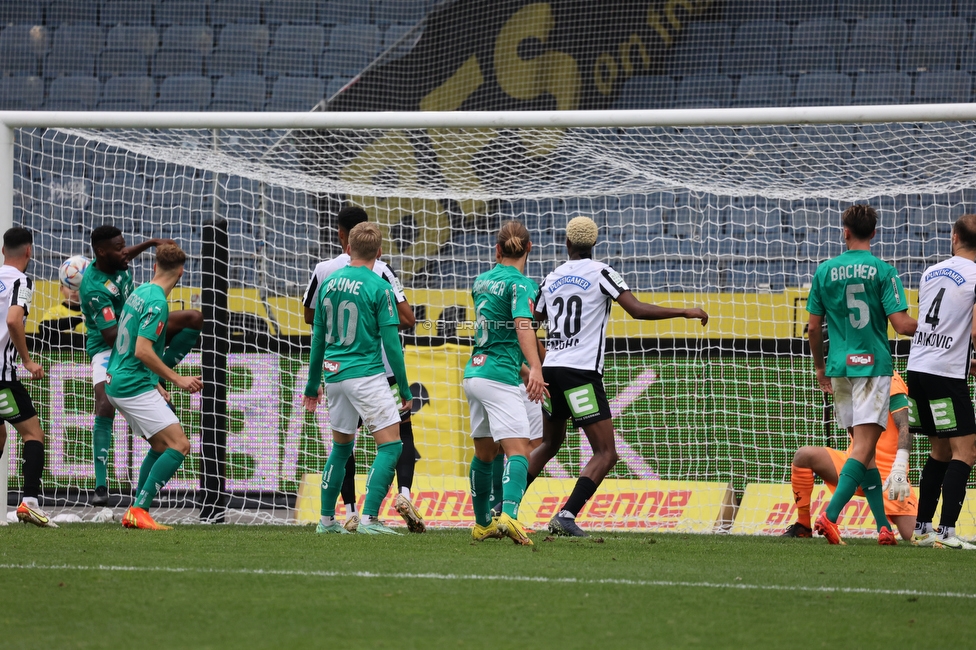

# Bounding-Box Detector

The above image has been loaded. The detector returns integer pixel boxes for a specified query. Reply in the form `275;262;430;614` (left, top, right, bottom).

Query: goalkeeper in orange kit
783;370;917;542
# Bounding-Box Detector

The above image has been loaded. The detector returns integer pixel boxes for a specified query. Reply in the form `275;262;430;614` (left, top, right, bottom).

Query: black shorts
542;366;612;427
907;370;976;439
0;380;37;425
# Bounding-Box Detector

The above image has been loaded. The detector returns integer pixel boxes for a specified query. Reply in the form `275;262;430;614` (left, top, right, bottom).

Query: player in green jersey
807;204;917;545
303;223;413;535
463;221;547;545
80;225;203;507
105;244;203;530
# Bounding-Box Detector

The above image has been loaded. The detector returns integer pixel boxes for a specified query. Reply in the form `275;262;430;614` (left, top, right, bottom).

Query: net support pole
200;218;228;523
0;124;13;519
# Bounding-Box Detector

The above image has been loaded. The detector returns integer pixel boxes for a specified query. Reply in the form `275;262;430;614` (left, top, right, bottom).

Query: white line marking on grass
1;563;974;599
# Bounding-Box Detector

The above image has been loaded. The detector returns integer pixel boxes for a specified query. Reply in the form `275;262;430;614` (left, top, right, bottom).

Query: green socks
489;453;504;511
136;449;162;494
162;328;201;368
320;441;354;518
92;416;113;489
861;467;891;532
825;458;867;522
134;448;185;509
470;457;493;527
502;454;529;519
363;441;403;517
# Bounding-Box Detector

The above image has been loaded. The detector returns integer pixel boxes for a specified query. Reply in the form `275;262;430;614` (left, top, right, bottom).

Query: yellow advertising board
733;483;976;538
296;474;732;532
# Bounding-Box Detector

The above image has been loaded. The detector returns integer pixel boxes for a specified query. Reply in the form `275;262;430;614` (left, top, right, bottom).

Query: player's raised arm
616;291;708;325
121;237;176;265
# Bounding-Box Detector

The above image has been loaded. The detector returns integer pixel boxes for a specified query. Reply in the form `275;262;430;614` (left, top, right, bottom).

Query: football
59;255;90;291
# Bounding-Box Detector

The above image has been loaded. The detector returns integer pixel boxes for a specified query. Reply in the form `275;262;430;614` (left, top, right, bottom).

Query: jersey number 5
846;284;869;330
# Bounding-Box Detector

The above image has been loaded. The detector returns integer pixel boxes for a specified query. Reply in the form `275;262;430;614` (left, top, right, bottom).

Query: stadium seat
733;75;793;107
777;0;837;23
51;25;105;58
733;21;790;49
0;76;43;109
265;47;317;78
152;50;205;77
320;49;372;78
674;74;734;107
893;0;952;17
216;24;270;55
0;26;49;76
45;52;97;79
902;44;958;72
0;1;40;25
319;1;371;26
781;47;838;75
99;75;155;110
683;21;733;48
48;0;99;25
911;18;968;48
837;0;893;20
272;25;326;52
161;26;214;55
612;75;675;109
209;47;259;77
723;45;779;75
723;1;776;23
790;19;848;50
265;0;320;26
328;24;381;57
853;72;910;103
850;17;907;46
210;0;261;26
913;71;972;103
266;76;324;111
46;76;101;110
382;23;418;50
669;44;724;75
157;75;212;110
374;0;428;27
106;25;159;56
793;72;852;105
99;0;155;26
98;50;149;78
212;74;266;111
154;0;208;26
841;45;897;73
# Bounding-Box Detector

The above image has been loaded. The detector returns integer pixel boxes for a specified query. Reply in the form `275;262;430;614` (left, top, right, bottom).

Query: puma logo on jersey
323;360;341;373
846;354;874;366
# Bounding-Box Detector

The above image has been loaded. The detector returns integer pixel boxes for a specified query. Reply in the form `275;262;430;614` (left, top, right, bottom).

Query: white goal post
1;104;974;531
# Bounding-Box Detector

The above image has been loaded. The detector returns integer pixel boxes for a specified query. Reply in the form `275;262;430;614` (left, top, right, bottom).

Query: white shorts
107;389;179;439
326;373;401;435
464;377;530;441
521;384;543;441
91;349;111;385
831;375;892;429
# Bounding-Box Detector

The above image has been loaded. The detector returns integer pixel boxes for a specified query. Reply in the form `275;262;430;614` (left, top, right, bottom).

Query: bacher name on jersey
536;258;629;375
907;256;976;379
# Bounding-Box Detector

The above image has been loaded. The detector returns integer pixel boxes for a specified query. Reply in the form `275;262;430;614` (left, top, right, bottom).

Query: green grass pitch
2;525;976;649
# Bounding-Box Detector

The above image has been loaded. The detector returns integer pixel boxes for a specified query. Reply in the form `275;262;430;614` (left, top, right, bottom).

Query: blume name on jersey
326;277;363;296
547;275;591;293
829;264;877;282
913;330;954;349
924;267;967;286
472;278;507;296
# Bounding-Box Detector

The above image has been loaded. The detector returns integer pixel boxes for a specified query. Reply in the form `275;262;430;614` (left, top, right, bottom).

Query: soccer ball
59;255;90;291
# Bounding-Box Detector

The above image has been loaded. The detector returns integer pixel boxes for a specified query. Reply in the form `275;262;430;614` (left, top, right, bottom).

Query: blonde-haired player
784;371;917;541
528;216;708;537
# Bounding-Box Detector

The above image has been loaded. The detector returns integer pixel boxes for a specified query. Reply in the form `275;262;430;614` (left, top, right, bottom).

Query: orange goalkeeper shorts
823;447;918;518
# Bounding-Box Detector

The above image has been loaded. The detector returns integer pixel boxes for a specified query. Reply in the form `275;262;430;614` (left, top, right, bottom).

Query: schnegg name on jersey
828;264;877;282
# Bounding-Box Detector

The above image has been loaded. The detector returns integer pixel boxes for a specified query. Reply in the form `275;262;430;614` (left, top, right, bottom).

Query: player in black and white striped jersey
302;205;423;532
0;228;55;527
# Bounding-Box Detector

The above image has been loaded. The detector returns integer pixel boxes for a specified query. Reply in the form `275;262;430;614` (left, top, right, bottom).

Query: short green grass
2;525;975;649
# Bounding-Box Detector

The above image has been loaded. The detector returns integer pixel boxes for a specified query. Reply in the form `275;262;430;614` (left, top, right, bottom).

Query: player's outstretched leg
496;452;532;546
14;417;57;528
783;462;814;538
123;424;190;531
470;453;501;541
317;440;354;534
935;436;976;550
393;418;425;533
858;464;895;545
913;453;949;546
549;419;618;538
340;452;359;532
489;452;504;518
358;435;403;535
162;310;202;369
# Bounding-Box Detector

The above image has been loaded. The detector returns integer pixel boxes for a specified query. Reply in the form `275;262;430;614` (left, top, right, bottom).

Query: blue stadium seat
51;25;105;58
0;1;40;25
613;75;675;109
837;0;893;20
382;23;417;50
154;0;208;26
958;0;976;16
683;21;733;47
319;1;371;26
216;24;269;55
266;76;324;111
98;50;149;78
893;0;952;18
157;75;212;110
152;49;205;77
44;52;96;79
850;17;906;46
961;47;976;73
48;0;98;25
733;21;790;48
778;0;837;23
913;71;972;103
324;76;353;99
374;0;428;27
723;45;779;75
106;25;159;56
99;75;155;110
46;77;101;110
733;75;793;107
0;26;49;76
265;47;317;78
791;19;848;50
328;24;381;56
161;25;214;55
853;72;910;103
265;0;320;26
273;25;326;52
0;76;43;109
793;72;852;105
723;2;777;23
912;18;968;48
781;47;838;75
210;0;261;26
902;44;958;72
669;44;724;75
841;45;897;73
209;47;259;77
100;0;155;26
212;74;266;111
673;74;734;107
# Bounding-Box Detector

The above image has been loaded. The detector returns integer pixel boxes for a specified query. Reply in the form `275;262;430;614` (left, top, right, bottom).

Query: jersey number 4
924;287;946;328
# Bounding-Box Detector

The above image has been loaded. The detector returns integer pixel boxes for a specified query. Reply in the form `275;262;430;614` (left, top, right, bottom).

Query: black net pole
200;218;228;523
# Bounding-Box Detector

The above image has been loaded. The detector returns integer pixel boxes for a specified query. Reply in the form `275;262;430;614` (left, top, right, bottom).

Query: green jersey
311;265;399;385
807;249;907;377
105;283;169;398
79;262;134;358
464;263;536;386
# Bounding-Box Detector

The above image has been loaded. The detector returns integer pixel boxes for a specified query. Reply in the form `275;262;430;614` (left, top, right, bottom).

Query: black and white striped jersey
303;253;406;309
536;258;629;375
0;265;33;381
908;255;976;379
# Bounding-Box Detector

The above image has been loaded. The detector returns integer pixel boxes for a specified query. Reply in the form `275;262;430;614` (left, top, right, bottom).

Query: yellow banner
733;483;976;538
296;474;732;532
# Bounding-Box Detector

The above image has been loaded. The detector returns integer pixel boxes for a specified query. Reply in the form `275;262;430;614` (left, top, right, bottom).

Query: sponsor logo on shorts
907;398;920;427
930;398;958;431
102;306;116;322
323;360;341;373
0;388;20;418
846;354;874;366
471;354;486;367
542;393;552;414
565;384;599;418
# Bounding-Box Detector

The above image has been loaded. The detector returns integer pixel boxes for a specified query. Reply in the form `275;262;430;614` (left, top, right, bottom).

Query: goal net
4;110;971;532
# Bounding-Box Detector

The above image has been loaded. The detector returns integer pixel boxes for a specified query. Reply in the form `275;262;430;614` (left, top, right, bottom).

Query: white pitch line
1;563;974;600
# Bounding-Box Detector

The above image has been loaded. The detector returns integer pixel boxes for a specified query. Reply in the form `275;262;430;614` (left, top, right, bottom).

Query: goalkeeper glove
883;449;910;502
